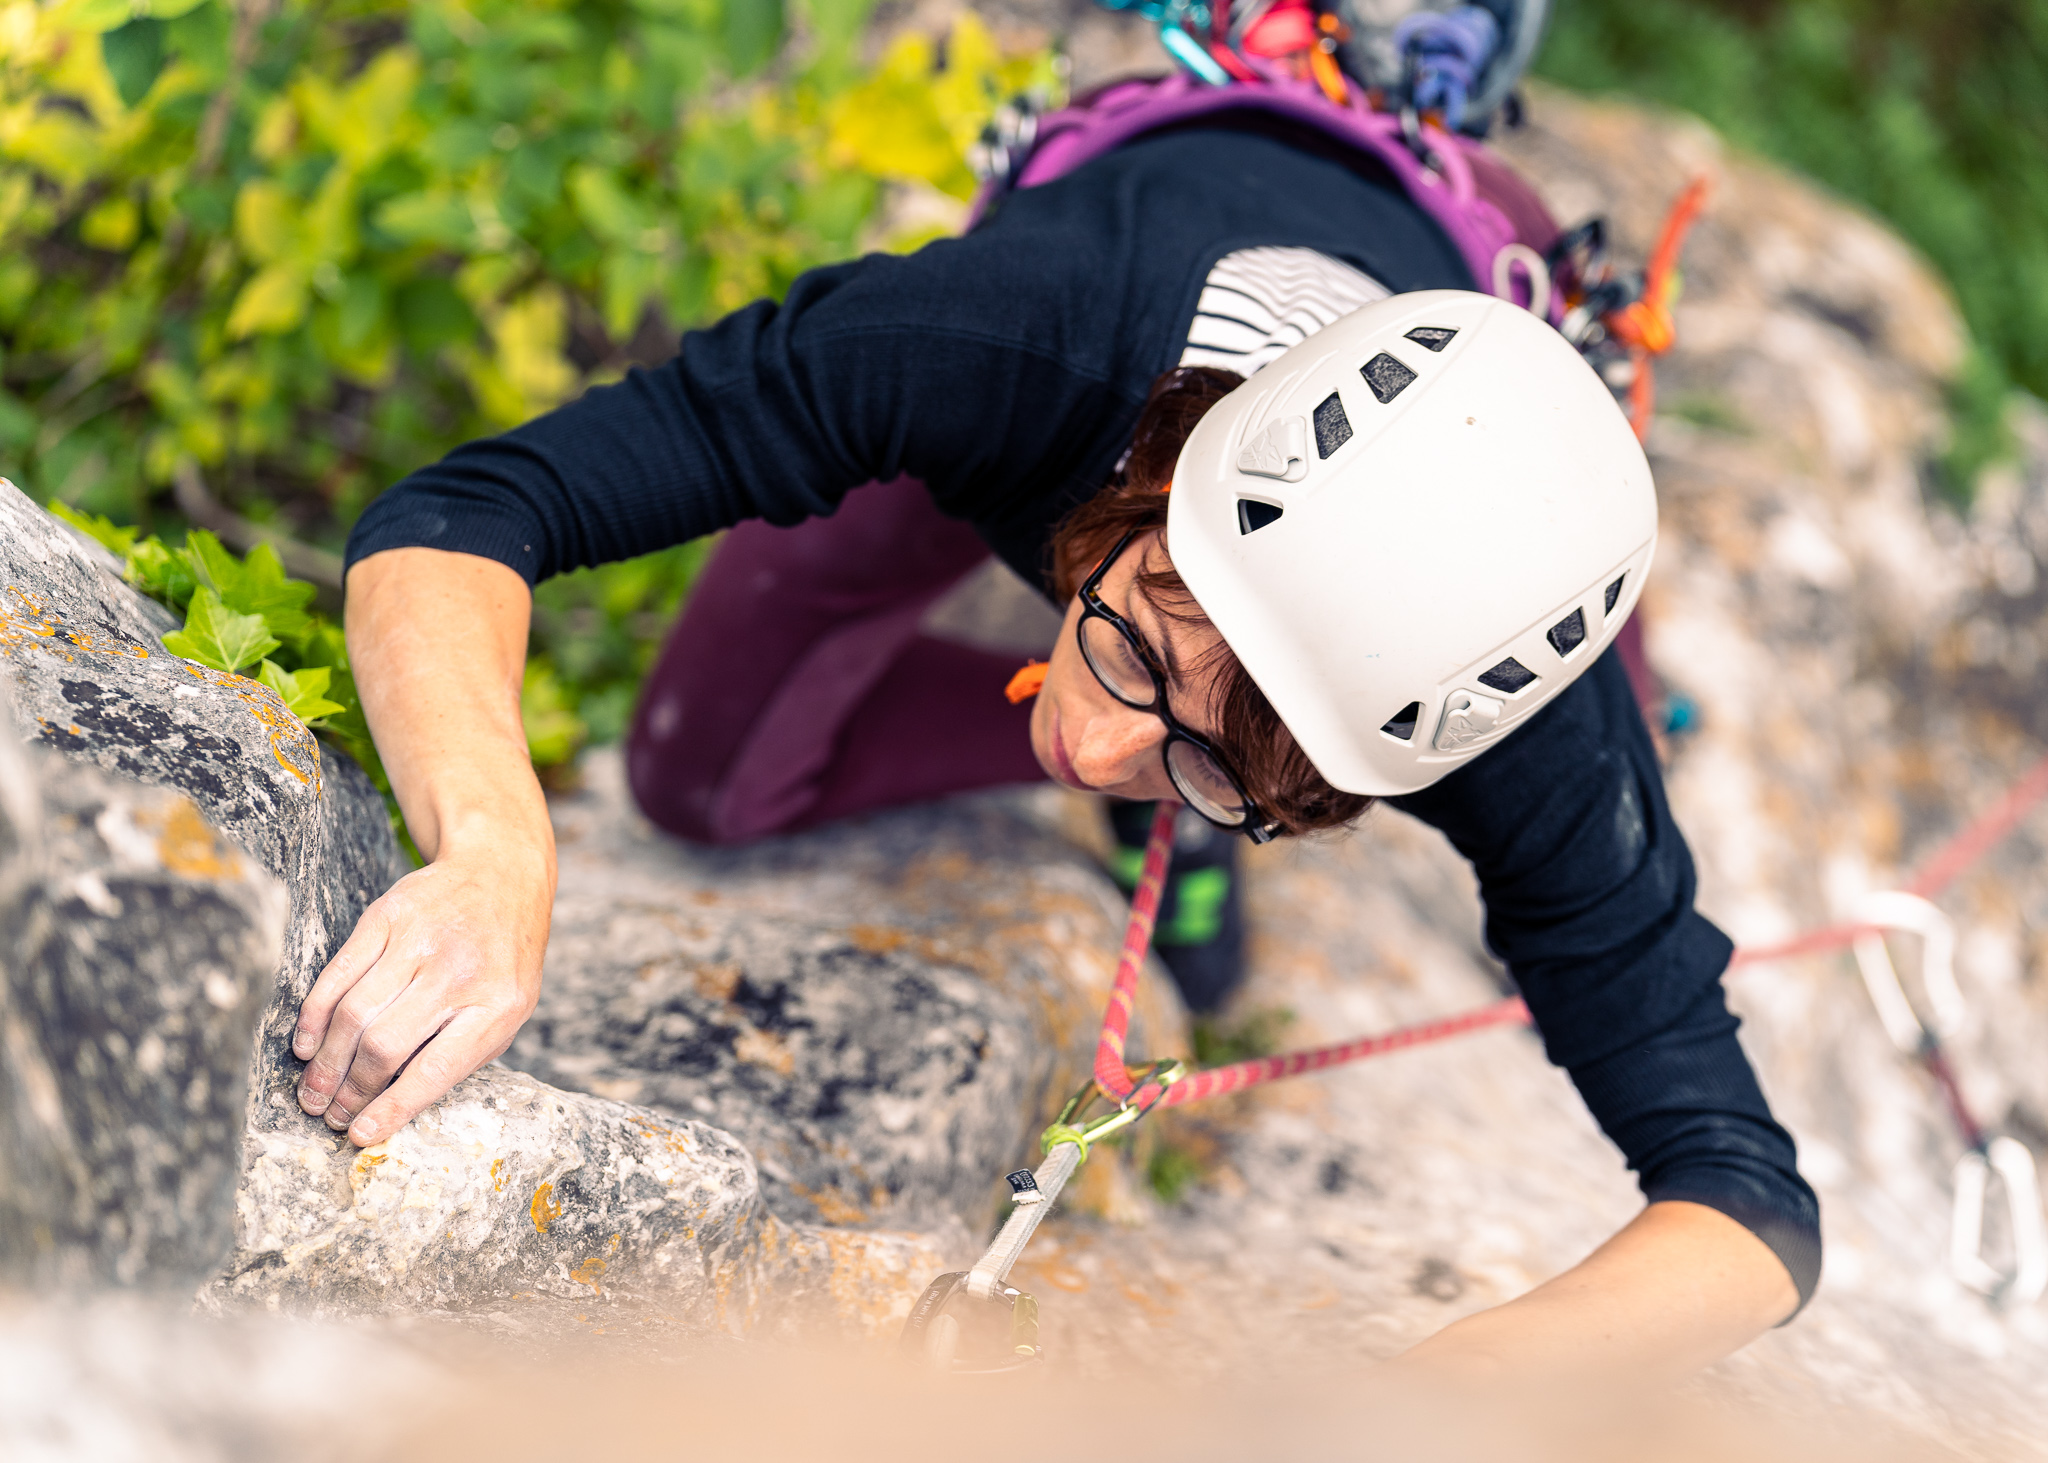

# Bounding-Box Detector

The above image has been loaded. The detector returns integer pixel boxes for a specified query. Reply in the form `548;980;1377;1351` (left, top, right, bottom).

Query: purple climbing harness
972;72;1565;325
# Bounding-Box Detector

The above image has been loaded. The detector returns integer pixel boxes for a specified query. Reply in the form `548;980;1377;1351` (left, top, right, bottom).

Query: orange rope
1605;176;1713;444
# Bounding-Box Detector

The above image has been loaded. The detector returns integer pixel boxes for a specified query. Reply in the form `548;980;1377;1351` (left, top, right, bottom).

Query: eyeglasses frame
1076;529;1278;844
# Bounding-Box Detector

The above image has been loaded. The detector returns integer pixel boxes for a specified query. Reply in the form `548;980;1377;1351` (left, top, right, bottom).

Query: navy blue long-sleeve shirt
349;121;1820;1306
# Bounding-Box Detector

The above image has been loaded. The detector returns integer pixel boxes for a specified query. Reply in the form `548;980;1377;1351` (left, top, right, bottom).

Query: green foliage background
10;0;2041;801
1539;0;2048;495
0;0;1053;796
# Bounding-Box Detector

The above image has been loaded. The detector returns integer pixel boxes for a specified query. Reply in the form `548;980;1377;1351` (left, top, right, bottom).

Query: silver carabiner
1952;1138;2048;1310
1848;891;1964;1054
899;1271;1042;1374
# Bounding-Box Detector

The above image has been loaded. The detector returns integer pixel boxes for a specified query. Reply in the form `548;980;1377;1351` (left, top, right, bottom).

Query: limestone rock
0;482;884;1328
0;477;1172;1335
517;753;1185;1240
0;690;283;1290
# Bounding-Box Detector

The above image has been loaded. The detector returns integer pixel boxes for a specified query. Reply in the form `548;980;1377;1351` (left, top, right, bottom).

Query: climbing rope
905;746;2048;1367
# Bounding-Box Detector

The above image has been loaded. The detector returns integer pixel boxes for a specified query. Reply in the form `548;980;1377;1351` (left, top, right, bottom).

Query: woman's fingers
343;1008;507;1148
290;850;550;1146
293;901;394;1060
296;950;413;1121
312;984;451;1132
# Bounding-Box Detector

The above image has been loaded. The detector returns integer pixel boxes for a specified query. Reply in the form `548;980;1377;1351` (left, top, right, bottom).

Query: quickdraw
905;750;2048;1370
1848;892;2048;1309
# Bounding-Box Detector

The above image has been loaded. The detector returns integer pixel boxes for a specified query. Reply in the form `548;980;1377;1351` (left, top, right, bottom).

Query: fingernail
326;1107;352;1130
298;1087;329;1115
292;1031;314;1058
350;1120;377;1145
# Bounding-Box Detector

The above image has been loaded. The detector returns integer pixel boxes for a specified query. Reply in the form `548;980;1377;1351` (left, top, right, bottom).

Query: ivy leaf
256;659;347;725
126;538;197;612
161;587;281;672
182;532;317;649
49;501;137;557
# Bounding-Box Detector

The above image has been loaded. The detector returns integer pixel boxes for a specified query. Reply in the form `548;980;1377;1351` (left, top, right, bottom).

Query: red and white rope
1094;748;2048;1112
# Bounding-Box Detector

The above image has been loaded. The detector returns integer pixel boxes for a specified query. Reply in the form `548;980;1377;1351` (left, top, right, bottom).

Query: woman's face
1029;530;1229;803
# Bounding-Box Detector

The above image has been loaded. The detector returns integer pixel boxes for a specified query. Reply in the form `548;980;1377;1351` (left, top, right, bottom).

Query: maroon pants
625;477;1047;845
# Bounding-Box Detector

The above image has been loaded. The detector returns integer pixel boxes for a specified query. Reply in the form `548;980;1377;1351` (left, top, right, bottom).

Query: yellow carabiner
1039;1057;1187;1158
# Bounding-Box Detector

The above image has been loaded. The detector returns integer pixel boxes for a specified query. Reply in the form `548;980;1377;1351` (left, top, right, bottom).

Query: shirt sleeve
1390;649;1822;1311
344;235;1153;588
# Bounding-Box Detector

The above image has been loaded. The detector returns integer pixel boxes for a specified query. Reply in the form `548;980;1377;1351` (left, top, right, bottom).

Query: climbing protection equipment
1562;177;1713;444
1848;892;2047;1309
904;752;2048;1368
987;10;1715;463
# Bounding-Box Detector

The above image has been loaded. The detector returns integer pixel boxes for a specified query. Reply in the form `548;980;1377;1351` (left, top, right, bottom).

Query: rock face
0;486;780;1322
0;689;284;1290
519;755;1180;1242
0;477;1175;1334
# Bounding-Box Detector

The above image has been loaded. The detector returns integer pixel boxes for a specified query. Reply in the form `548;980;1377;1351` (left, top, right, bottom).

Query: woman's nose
1072;705;1166;789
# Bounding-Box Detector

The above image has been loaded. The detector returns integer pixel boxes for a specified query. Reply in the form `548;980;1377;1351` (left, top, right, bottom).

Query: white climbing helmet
1166;289;1657;798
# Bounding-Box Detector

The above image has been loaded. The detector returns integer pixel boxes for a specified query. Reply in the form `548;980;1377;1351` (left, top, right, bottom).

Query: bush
3;1;1055;791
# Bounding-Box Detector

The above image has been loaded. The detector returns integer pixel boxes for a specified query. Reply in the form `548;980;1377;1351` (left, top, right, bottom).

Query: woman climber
294;0;1819;1381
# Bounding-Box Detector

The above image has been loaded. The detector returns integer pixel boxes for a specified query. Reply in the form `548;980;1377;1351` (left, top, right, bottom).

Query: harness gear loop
1491;241;1552;320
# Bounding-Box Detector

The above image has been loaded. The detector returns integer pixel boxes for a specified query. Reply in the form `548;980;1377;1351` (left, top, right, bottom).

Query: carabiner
1850;892;2048;1307
1849;891;1965;1055
1952;1138;2048;1309
900;1271;1042;1374
1043;1057;1188;1159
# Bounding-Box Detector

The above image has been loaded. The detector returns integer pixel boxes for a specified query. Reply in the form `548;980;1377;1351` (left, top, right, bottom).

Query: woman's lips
1047;707;1092;791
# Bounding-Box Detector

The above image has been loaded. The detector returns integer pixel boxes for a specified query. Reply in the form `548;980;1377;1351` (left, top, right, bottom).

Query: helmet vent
1313;392;1353;458
1236;498;1284;535
1604;574;1626;613
1360;352;1419;404
1380;702;1422;742
1477;657;1538;694
1404;326;1457;352
1546;608;1587;658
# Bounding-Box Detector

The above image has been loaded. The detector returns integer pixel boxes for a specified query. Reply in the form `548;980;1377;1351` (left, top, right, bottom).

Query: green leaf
723;0;785;74
373;192;476;249
0;387;39;451
521;658;586;768
162;587;281;672
256;659;347;724
102;18;167;109
182;532;317;649
226;262;311;338
49;501;138;557
127;538;197;612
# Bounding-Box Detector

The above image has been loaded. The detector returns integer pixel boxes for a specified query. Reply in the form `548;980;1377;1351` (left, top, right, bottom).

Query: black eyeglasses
1077;530;1276;844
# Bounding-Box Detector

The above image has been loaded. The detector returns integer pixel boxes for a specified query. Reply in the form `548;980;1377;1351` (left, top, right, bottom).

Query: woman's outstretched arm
1396;1199;1798;1383
290;547;555;1147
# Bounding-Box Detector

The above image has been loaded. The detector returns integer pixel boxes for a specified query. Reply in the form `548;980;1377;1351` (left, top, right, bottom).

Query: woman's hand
295;547;555;1146
291;836;550;1146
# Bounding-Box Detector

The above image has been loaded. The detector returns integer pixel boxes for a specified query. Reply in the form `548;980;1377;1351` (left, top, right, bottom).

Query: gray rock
516;752;1187;1240
0;483;805;1324
0;690;284;1290
0;477;1173;1334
